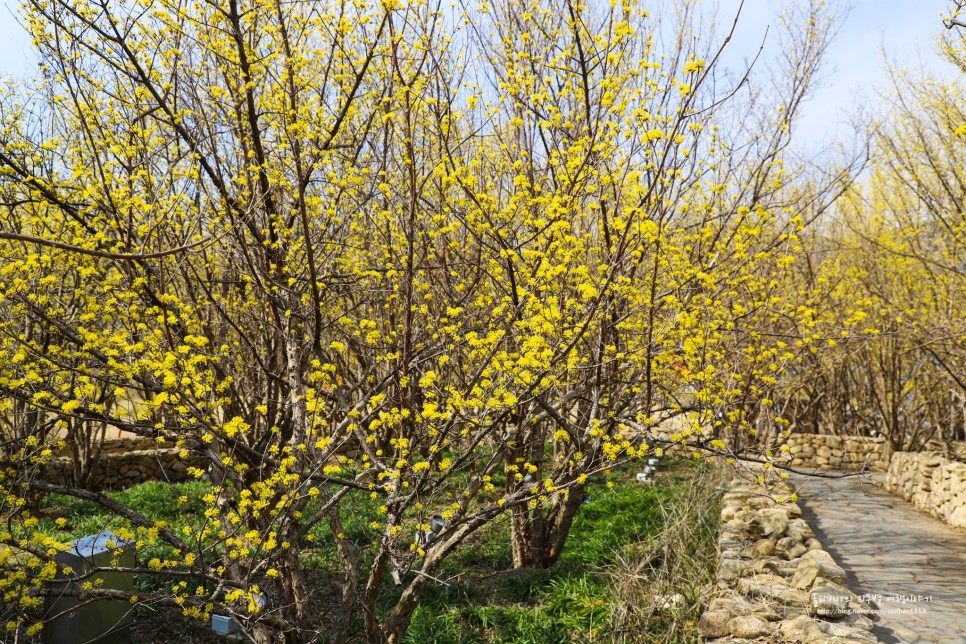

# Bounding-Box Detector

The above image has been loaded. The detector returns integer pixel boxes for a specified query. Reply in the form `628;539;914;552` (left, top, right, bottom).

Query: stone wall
40;434;359;491
43;448;206;491
50;436;163;458
920;440;966;460
883;452;966;529
782;435;887;472
699;472;877;643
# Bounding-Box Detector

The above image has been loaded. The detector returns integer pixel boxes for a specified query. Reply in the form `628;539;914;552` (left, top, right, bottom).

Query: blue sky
717;0;958;152
0;0;958;150
0;2;30;80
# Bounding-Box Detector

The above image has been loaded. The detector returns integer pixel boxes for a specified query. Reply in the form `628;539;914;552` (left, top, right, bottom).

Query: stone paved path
791;473;966;643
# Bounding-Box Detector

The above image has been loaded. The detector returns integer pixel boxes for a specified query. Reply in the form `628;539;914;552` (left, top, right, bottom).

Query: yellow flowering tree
0;0;847;641
787;60;966;452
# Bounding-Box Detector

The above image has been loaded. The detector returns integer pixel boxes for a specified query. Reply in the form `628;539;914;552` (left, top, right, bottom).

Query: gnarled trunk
510;483;586;569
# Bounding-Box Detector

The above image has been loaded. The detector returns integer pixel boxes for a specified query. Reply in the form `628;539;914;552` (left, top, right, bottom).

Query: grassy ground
397;461;722;644
17;460;721;643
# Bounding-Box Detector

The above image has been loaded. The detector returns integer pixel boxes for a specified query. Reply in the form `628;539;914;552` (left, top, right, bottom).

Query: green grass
39;479;209;535
19;460;720;643
397;460;722;644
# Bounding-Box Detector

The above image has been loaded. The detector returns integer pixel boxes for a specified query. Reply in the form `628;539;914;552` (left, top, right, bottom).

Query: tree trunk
510;504;533;568
362;547;390;644
329;529;362;644
383;574;430;644
279;549;309;641
510;484;586;569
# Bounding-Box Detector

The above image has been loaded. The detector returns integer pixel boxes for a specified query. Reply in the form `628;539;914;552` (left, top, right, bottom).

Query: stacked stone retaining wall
36;434;361;491
883;452;966;528
917;440;966;459
42;447;206;491
653;427;887;472
782;435;887;472
700;471;877;642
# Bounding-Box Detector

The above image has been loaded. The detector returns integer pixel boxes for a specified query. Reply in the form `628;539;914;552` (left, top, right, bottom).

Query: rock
723;518;754;535
718;559;746;582
707;595;780;621
728;614;773;638
949;505;966;528
842;612;875;632
707;595;754;615
780;614;829;640
823;621;878;642
759;509;790;537
719;525;748;543
787;518;813;541
738;572;787;587
719;546;744;560
723;492;752;505
809;583;851;617
654;593;685;610
808;578;871;621
792;550;848;589
784;542;809;560
819;578;871;614
752;538;776;558
780;612;875;642
777;535;801;550
800;549;838;566
755;609;783;623
738;575;809;606
784;502;804;518
757;558;798;578
697;610;731;638
792;560;822;590
731;506;755;519
747;496;775;510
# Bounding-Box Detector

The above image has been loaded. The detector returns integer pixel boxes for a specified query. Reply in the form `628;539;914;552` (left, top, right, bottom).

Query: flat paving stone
791;473;966;643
